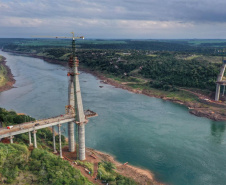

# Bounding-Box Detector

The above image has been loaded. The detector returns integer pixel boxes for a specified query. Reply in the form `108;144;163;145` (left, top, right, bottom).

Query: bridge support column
68;122;75;152
58;124;63;158
9;136;14;144
223;85;225;96
215;84;221;101
33;130;37;148
28;131;32;146
68;78;75;152
52;126;57;153
79;124;85;160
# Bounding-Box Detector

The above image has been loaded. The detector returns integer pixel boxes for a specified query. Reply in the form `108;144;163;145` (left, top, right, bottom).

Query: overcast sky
1;0;226;39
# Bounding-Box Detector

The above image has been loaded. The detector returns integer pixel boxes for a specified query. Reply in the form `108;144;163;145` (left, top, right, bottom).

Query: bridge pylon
67;33;87;160
215;58;226;101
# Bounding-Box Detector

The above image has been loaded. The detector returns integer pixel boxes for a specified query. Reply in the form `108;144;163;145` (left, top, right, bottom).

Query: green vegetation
29;148;92;185
0;108;35;127
0;56;8;88
97;162;137;185
0;144;93;184
0;143;29;184
76;160;94;175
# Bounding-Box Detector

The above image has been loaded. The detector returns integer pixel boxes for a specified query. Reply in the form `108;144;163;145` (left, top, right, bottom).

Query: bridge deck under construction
0;114;75;139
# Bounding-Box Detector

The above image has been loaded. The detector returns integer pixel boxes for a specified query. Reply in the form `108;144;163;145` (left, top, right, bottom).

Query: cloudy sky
0;0;226;39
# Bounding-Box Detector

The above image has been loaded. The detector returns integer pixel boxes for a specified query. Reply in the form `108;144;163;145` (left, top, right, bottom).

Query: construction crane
33;32;84;40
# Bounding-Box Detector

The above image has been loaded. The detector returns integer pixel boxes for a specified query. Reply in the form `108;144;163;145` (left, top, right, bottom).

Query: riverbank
49;127;163;184
0;55;15;92
79;67;226;121
2;49;226;121
87;148;163;185
61;145;163;185
3;49;226;121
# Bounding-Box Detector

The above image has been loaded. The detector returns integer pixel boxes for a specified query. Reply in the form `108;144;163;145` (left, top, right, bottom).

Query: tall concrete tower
67;33;86;160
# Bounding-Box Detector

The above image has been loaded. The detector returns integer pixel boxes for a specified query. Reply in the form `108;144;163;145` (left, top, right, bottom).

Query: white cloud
0;16;43;27
0;0;226;38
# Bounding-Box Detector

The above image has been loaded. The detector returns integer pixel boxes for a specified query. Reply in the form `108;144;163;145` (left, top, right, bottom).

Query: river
0;50;226;185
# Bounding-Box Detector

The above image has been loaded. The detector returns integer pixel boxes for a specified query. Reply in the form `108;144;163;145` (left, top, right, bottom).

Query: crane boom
32;32;84;40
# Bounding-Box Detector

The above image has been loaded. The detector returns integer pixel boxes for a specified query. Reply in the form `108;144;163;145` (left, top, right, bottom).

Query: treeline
0;108;35;127
2;38;217;54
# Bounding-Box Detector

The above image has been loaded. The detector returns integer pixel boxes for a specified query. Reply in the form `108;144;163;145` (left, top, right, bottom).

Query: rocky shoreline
0;56;15;92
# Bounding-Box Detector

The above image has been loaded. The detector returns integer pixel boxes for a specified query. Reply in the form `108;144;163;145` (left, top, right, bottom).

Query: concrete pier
223;85;225;96
33;130;37;148
68;80;75;152
28;131;32;146
68;122;75;152
52;126;57;153
215;84;221;101
79;124;86;160
74;61;86;160
58;124;63;158
9;136;14;143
